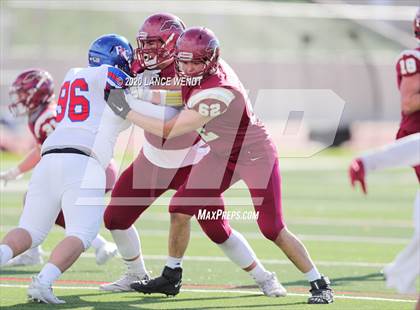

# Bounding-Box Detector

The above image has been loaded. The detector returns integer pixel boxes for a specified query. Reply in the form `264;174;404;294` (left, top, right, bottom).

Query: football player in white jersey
0;34;139;304
0;33;185;304
1;69;118;267
349;134;420;295
349;133;420;195
350;10;420;296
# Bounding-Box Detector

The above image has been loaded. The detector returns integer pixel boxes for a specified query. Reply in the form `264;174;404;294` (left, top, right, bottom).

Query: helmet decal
88;34;133;75
135;13;186;70
160;19;183;32
8;69;54;117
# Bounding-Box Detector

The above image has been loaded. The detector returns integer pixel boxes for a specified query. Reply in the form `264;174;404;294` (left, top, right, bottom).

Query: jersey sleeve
33;109;57;144
186;87;235;117
106;66;130;90
126;93;180;120
396;50;420;78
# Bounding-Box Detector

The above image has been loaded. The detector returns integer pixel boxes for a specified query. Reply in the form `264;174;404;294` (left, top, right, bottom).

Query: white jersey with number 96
42;65;132;168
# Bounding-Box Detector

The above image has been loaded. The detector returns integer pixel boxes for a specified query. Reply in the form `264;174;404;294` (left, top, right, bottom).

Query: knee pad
198;219;231;244
259;222;285;241
257;210;285;241
104;206;138;230
104;207;117;230
260;227;280;241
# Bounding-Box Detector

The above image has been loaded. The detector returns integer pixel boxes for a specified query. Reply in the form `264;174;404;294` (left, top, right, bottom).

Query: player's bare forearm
126;110;167;137
17;146;41;174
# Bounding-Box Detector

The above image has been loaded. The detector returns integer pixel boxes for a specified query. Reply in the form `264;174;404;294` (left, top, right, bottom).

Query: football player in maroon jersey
395;8;420;179
106;27;334;304
100;12;195;292
101;14;286;297
1;69;118;267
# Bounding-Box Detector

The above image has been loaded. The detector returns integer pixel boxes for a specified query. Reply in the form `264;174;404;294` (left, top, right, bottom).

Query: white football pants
18;153;105;250
384;191;420;294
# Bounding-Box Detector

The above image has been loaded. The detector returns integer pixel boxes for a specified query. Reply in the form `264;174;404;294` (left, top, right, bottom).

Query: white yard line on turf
0;284;416;303
143;255;387;268
0;225;409;244
37;252;385;268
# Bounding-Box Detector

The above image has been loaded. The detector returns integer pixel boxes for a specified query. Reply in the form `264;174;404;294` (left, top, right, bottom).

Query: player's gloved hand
349;158;367;194
130;59;143;76
129;86;152;102
105;89;132;119
0;167;22;186
141;69;160;84
128;69;159;102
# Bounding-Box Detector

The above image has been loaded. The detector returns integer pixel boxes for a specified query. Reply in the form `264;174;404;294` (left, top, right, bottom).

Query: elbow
401;94;420;115
162;122;182;139
162;125;171;139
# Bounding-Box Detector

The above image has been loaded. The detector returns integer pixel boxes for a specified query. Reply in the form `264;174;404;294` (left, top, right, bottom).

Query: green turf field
0;150;418;309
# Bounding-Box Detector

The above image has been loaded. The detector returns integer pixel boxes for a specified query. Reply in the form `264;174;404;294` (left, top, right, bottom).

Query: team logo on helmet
8;69;54;117
22;72;38;83
89;56;101;64
21;71;51;90
115;45;130;62
160;20;183;32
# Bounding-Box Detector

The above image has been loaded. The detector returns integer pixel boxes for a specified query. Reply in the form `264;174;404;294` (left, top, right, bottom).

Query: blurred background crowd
0;0;418;156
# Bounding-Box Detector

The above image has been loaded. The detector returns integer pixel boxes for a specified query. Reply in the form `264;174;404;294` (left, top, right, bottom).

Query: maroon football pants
169;142;285;243
104;151;193;230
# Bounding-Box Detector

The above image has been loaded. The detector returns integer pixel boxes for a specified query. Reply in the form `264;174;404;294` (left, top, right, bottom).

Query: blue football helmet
88;34;134;75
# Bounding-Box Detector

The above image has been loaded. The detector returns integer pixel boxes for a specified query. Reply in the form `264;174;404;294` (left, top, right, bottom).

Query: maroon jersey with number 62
182;59;270;161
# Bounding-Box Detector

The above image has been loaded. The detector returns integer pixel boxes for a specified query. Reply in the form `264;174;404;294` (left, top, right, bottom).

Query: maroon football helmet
414;7;420;40
175;27;220;78
8;69;54;117
136;13;185;70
